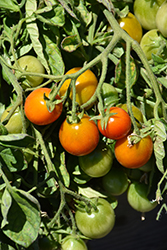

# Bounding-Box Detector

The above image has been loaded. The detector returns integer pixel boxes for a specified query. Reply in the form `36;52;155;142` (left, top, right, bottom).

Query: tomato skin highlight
24;88;63;125
118;12;143;44
114;135;153;169
59;67;98;106
75;198;115;239
59;114;99;156
97;107;131;140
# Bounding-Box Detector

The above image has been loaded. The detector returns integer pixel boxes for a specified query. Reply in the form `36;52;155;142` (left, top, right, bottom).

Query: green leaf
1;189;12;228
43;33;65;75
61;35;82;52
78;186;107;198
36;3;65;27
1;187;41;248
59;151;70;188
58;0;79;21
0;148;17;170
96;0;114;12
154;120;167;174
25;0;50;73
0;134;35;148
0;0;20;12
0;148;27;172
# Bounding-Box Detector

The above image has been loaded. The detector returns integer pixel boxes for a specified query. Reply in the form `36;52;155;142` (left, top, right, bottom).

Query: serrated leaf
2;187;41;248
78;186;107;198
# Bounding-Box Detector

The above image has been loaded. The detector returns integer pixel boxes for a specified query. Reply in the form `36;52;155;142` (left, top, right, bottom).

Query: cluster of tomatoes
118;0;167;60
2;0;167;249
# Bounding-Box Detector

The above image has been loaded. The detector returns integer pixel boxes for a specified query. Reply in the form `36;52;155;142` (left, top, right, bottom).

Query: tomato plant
59;114;99;156
97;107;132;140
1;0;167;248
156;1;167;38
115;135;153;169
102;166;129;196
1;106;23;134
75;198;115;239
127;182;158;213
59;67;98;106
24;88;63;125
118;12;143;44
78;142;113;178
140;29;167;61
14;55;45;87
133;0;165;30
61;236;88;250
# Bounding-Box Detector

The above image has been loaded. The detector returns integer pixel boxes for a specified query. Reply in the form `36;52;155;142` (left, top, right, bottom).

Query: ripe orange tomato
59;67;98;106
24;88;63;125
97;107;131;140
59;114;99;156
118;12;143;44
114;134;153;169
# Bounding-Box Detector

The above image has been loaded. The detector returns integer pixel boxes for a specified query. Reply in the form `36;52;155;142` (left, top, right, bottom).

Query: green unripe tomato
127;182;158;213
1;106;23;134
134;0;165;30
156;1;167;38
61;236;88;250
102;167;129;196
15;55;45;87
78;142;113;178
140;29;166;61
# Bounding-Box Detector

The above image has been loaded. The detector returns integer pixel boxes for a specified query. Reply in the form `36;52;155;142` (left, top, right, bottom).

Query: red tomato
114;134;153;168
59;114;99;156
24;88;63;125
97;107;131;140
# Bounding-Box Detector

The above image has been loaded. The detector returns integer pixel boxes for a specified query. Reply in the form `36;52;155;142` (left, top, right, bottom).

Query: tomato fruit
117;103;143;127
75;198;115;239
127;182;157;212
118;12;143;44
61;236;88;250
156;1;167;38
59;114;99;156
102;167;129;196
1;106;23;134
14;55;45;87
78;142;113;178
140;29;166;61
24;88;63;125
101;83;118;108
115;135;153;169
97;107;131;140
59;67;98;106
133;0;165;30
